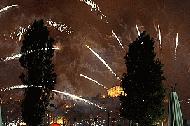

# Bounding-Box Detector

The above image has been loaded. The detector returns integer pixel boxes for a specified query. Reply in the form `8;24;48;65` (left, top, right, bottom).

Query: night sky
0;0;190;118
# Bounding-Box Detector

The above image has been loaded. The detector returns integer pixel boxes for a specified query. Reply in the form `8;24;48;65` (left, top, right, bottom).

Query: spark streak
17;26;30;41
46;20;72;34
1;53;22;62
158;25;162;48
79;0;108;23
85;45;120;80
0;85;42;92
136;24;140;36
175;33;179;60
112;30;124;49
8;19;72;42
0;47;60;62
0;5;18;14
80;74;108;89
52;90;106;110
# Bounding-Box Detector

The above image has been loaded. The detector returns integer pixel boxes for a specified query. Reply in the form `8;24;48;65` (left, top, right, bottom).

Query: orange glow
107;86;126;97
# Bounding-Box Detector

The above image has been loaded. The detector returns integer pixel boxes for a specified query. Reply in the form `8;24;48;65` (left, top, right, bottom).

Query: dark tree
19;20;56;126
120;31;165;126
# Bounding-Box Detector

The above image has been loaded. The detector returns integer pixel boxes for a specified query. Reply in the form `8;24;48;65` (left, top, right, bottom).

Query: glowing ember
107;86;126;97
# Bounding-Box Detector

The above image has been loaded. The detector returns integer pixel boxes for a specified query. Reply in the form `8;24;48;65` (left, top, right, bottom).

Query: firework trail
1;53;22;62
175;33;179;60
0;85;106;110
17;26;30;41
112;30;124;49
85;45;120;80
46;20;72;34
79;0;108;23
8;25;30;42
0;47;60;62
0;5;18;14
8;20;72;42
136;24;141;36
0;85;42;92
52;90;106;110
80;74;108;89
158;25;162;48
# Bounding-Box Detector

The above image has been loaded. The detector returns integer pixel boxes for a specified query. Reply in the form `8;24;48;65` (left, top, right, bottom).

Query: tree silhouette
19;20;56;126
120;31;165;126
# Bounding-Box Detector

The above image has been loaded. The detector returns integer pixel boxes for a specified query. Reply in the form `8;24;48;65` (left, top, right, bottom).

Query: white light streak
0;85;42;92
52;90;106;110
175;33;179;60
1;53;22;62
80;74;108;89
46;20;72;34
0;47;60;62
136;24;140;36
85;45;120;80
9;19;72;42
16;26;30;41
0;5;18;14
79;0;108;23
158;25;162;48
112;30;124;49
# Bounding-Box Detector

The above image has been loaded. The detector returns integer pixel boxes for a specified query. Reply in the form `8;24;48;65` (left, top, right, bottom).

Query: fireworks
158;25;162;48
80;74;108;90
112;30;124;49
136;24;140;36
17;26;30;41
1;53;22;62
46;20;72;34
0;47;60;62
8;19;72;42
0;85;106;110
0;85;42;92
175;33;179;60
52;90;106;110
85;45;120;80
7;25;30;42
79;0;108;23
0;5;18;14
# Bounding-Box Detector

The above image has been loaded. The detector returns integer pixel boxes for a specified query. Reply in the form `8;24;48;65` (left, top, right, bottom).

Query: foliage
120;31;165;126
19;20;56;126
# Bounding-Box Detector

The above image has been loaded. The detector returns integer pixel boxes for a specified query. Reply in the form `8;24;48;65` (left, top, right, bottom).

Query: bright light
158;25;162;48
46;20;72;34
1;47;60;62
79;0;108;23
0;5;18;13
0;85;42;92
85;45;120;80
175;33;179;60
80;74;108;89
107;86;126;97
136;24;140;36
52;90;106;110
112;30;124;49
